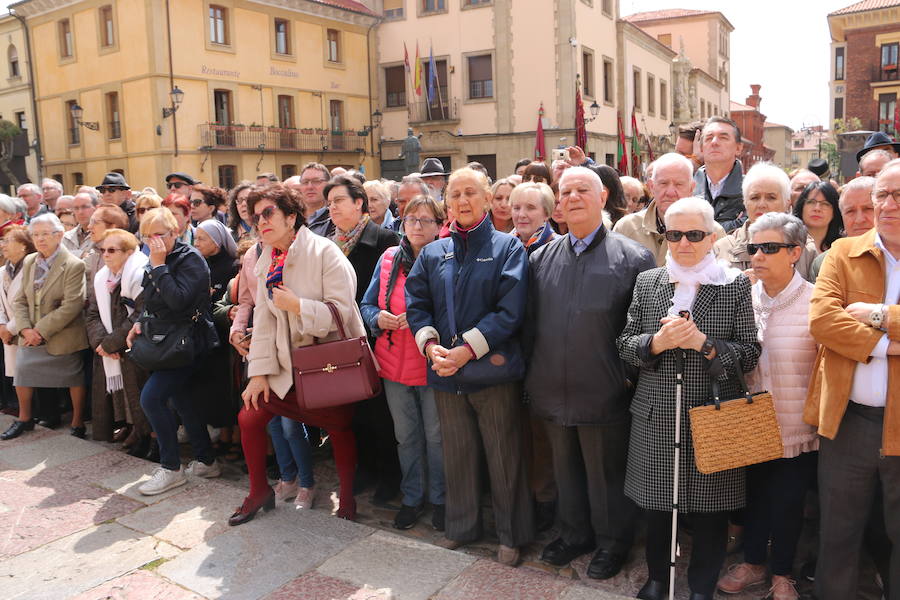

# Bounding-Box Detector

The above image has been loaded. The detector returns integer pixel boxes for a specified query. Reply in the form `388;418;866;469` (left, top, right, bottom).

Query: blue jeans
267;416;315;488
383;379;444;506
140;361;213;471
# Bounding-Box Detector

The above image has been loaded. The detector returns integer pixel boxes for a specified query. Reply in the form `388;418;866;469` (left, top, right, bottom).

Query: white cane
669;347;685;600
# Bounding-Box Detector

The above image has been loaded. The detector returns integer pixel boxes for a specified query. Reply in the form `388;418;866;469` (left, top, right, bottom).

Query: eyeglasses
31;232;60;240
97;186;127;193
190;198;204;206
874;189;900;204
805;199;833;209
137;207;153;215
252;205;278;225
166;181;189;190
147;231;173;239
299;178;327;186
98;247;125;255
664;229;711;243
403;216;439;228
747;242;798;255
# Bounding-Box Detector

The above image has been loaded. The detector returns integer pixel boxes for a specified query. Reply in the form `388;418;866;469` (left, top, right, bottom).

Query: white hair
878;158;900;182
651;153;693;182
17;183;41;198
742;162;790;206
664;196;716;231
74;191;99;207
749;212;809;249
841;176;875;202
860;149;893;169
363;179;390;202
558;166;605;192
0;194;18;215
41;178;63;193
28;212;64;233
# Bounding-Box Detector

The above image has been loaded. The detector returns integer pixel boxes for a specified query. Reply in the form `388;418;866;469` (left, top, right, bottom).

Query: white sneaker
139;467;187;496
185;459;221;479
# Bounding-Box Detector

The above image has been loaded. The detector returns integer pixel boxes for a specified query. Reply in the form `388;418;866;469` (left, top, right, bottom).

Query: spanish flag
414;42;423;96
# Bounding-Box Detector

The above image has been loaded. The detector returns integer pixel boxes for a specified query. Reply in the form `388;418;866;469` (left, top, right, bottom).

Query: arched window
8;45;19;78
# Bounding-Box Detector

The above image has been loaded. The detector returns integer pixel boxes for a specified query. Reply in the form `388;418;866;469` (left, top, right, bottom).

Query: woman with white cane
616;197;759;600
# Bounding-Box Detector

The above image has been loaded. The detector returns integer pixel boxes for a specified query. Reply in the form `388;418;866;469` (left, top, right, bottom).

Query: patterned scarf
265;248;287;299
332;215;370;256
523;222;555;253
106;271;123;294
34;247;60;291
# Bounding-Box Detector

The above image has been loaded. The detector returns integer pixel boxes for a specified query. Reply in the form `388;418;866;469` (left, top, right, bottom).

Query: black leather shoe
144;438;160;463
70;426;86;439
540;537;595;566
228;489;276;526
586;549;626;580
37;418;60;429
431;504;445;531
688;593;714;600
127;436;151;458
1;419;34;440
636;579;666;600
535;500;556;532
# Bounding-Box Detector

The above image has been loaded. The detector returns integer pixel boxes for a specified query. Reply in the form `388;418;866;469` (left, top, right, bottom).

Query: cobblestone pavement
0;413;883;600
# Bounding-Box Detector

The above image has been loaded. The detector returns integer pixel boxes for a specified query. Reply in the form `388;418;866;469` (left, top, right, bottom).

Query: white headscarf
198;219;238;258
665;250;741;317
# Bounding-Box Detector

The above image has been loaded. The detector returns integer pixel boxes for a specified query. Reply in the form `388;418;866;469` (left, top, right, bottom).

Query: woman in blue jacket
405;167;534;566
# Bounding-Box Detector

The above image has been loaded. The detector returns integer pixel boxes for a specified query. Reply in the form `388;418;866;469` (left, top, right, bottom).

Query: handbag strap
709;343;753;410
324;301;348;341
441;250;460;345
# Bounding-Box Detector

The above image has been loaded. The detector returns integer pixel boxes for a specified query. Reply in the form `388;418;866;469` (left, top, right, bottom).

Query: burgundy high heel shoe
228;489;276;526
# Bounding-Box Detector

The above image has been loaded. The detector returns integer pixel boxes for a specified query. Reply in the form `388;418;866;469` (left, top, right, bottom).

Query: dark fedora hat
856;131;900;163
165;172;199;186
97;172;130;189
419;157;449;177
808;158;829;178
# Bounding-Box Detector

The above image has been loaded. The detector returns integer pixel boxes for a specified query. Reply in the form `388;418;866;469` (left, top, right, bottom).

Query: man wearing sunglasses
693;116;746;233
164;172;198;200
95;172;137;233
808;160;900;600
614;153;725;266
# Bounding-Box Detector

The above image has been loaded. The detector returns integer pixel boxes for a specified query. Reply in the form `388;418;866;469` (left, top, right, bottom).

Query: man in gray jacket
524;167;655;579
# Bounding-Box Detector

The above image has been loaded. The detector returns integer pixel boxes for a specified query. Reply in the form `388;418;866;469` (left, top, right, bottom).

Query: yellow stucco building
10;0;380;193
0;13;38;192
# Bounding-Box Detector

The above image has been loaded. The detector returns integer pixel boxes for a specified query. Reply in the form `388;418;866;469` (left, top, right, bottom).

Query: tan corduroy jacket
612;199;726;267
806;229;900;455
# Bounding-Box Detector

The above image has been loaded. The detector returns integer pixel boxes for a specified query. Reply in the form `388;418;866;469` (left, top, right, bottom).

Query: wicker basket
690;390;784;474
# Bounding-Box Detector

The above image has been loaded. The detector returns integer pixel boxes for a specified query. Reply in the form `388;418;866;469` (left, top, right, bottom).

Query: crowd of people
0;116;897;600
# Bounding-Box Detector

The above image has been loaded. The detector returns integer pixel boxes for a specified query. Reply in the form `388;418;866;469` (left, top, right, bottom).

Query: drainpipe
9;8;42;180
165;0;179;157
366;19;379;168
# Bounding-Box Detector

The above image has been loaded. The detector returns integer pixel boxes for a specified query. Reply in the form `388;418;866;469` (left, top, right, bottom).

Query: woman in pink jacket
360;195;446;532
717;212;818;600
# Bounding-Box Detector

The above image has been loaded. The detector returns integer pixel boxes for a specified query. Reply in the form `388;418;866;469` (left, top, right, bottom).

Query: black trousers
543;418;635;554
816;402;900;600
743;452;817;575
645;509;729;596
352;391;401;490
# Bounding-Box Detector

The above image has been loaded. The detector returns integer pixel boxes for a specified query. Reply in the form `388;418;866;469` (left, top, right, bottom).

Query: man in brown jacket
807;159;900;600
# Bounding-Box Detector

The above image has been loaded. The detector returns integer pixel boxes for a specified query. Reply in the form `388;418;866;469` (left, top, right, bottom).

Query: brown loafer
497;544;520;566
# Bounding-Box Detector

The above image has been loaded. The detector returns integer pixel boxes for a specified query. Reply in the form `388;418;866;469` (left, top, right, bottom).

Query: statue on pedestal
399;128;422;175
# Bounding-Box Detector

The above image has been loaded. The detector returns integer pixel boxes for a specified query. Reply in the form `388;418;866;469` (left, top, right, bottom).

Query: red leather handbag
290;302;381;410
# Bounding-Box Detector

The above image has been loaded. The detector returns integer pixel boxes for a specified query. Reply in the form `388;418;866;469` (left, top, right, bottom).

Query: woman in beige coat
230;183;366;526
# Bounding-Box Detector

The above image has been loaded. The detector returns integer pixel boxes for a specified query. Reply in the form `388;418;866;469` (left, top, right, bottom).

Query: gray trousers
434;381;535;547
543;418;636;554
816;402;900;600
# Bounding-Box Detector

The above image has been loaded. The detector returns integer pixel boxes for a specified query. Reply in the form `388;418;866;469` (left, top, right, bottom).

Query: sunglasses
664;229;710;243
97;186;127;193
747;242;798;255
136;207;153;215
98;247;125;255
190;198;205;206
252;205;278;225
166;181;189;189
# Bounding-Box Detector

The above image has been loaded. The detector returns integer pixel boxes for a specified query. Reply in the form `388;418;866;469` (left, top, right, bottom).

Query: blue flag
428;45;437;103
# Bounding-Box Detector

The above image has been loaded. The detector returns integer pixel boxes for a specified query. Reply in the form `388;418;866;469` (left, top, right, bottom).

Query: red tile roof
623;9;717;22
311;0;376;16
764;121;790;128
730;100;756;112
829;0;900;15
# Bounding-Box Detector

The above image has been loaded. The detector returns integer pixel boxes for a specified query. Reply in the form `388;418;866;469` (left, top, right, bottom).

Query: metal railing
197;124;368;152
871;65;900;82
408;98;459;123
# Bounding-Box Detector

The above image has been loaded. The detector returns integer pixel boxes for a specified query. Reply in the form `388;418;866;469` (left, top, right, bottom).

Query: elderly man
619;176;645;214
859;149;893;179
525;166;654;579
96;173;137;233
41;178;63;211
256;172;279;186
295;162;332;237
55;195;74;214
693;116;745;232
856;131;900;164
61;189;98;259
17;183;46;223
807;159;900;600
789;169;821;210
390;175;431;234
164;172;197;199
614;153;724;266
419;158;448;201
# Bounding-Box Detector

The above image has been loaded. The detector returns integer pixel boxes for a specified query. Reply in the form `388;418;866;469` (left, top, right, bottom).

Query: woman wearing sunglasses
617;196;760;600
715;163;818;282
714;213;818;600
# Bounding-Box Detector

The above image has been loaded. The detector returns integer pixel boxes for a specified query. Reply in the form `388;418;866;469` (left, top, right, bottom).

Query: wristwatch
700;336;715;358
870;304;887;330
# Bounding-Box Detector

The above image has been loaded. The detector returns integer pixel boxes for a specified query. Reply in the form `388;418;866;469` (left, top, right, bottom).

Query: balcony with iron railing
871;64;900;83
408;97;459;124
198;124;369;152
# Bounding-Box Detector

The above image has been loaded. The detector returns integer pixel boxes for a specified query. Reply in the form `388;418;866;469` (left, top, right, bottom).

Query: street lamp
70;103;99;131
584;100;601;123
162;86;184;119
359;109;384;136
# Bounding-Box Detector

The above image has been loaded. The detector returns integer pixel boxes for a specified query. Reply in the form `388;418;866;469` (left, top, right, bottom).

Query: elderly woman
489;178;516;233
1;214;90;440
125;208;220;495
510;182;558;253
227;182;254;243
234;183;365;524
87;205;130;282
716;213;818;600
406;167;534;566
0;227;33;392
715;163;817;280
162;194;194;246
0;194;24;238
84;229;151;450
360;195;447;531
616;197;760;600
363;179;396;230
793;181;843;254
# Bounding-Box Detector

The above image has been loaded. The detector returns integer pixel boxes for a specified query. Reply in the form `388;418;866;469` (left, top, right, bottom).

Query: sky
2;0;854;131
622;0;851;130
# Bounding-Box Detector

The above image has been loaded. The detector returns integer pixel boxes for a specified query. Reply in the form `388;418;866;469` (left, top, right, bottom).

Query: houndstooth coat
616;266;760;513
